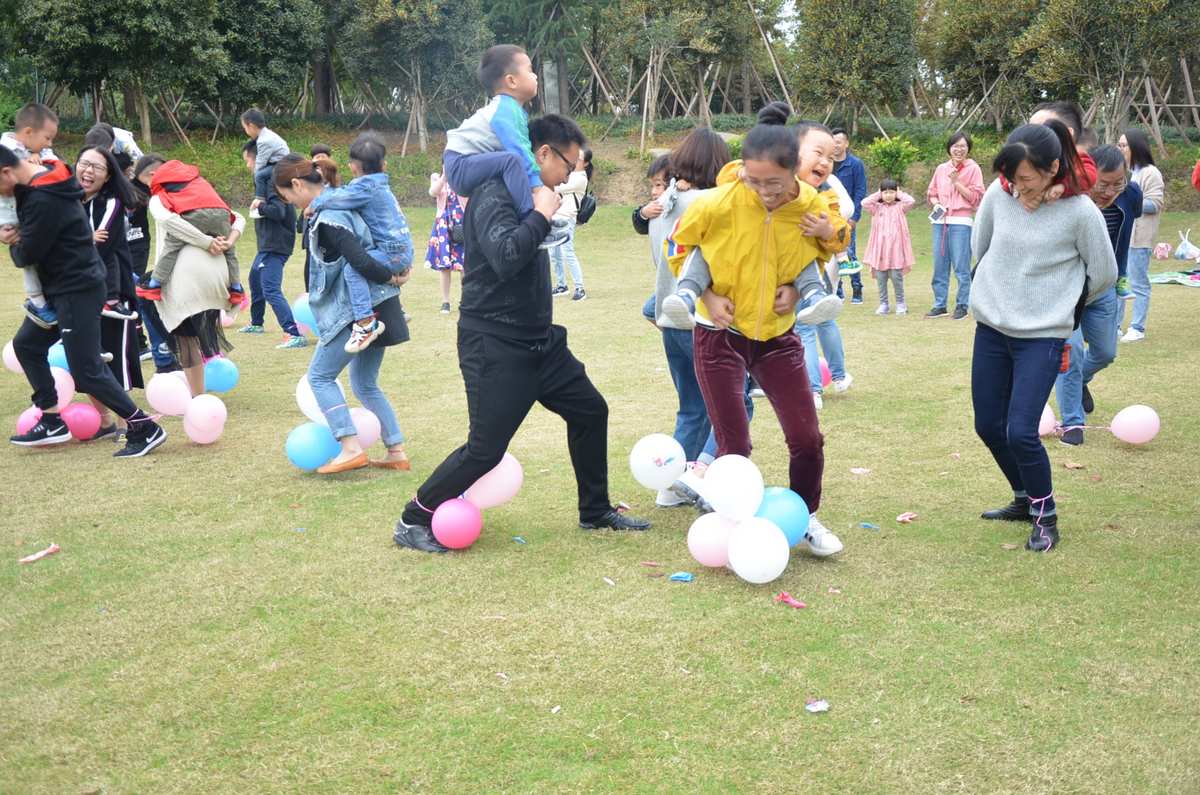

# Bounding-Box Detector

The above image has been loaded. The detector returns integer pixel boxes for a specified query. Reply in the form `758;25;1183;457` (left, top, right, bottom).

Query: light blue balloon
291;295;318;330
285;422;339;472
755;486;811;547
47;342;69;372
204;357;240;393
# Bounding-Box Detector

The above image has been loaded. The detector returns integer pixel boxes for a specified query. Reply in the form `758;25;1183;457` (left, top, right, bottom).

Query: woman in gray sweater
969;123;1117;552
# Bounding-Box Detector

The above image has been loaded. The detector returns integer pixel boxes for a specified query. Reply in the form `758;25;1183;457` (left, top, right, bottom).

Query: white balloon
727;517;790;584
704;454;765;520
628;433;687;491
295;373;346;426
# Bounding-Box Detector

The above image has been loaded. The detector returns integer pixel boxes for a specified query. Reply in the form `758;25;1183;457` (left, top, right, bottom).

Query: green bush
726;135;743;160
866;136;921;182
0;90;23;130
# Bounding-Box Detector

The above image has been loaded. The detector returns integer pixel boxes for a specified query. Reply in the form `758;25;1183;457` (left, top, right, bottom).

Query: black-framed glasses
547;146;573;170
76;160;108;175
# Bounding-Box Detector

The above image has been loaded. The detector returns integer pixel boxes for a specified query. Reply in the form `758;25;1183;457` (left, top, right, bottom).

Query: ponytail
993;122;1079;192
273;153;323;189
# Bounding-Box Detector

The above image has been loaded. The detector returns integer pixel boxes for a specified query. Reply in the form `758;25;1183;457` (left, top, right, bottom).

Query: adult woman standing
550;147;592;301
425;171;465;314
1117;129;1164;342
274;155;412;474
128;154;180;373
925;132;984;319
969;124;1116;552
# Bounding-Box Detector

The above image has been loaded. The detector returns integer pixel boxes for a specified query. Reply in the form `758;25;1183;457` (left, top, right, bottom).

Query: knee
786;425;824;456
975;414;1006;446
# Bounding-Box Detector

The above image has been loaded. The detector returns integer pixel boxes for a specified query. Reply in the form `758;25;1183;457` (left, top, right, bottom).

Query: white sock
28;294;46;308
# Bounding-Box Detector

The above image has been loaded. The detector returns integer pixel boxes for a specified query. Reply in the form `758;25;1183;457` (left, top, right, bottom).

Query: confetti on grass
850;467;872;476
19;543;60;564
603;577;616;587
775;592;806;609
1064;462;1085;470
669;572;695;583
512;536;527;544
805;698;830;713
896;512;918;524
859;522;880;531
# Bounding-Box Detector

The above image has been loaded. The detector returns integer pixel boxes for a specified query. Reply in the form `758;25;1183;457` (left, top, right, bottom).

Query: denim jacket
307;208;400;344
309;173;413;270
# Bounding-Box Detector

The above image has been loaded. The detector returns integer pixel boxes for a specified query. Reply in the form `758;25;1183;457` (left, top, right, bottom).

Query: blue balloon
285;422;339;472
292;295;318;330
47;342;69;372
755;486;811;547
204;357;240;393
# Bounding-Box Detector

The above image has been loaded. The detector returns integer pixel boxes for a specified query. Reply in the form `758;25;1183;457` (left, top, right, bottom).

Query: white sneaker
656;487;689;507
812;392;823;410
344;319;385;353
895;303;908;315
658;293;697;330
803;515;843;557
833;372;853;393
1120;328;1145;343
749;387;766;399
795;294;843;325
875;303;890;315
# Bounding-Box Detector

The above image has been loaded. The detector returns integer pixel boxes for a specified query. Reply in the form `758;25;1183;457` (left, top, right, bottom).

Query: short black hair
528;114;586;151
242;140;258;157
84;126;115;150
947;131;972;153
1091;144;1126;174
1077;128;1099;152
881;178;899;191
646;154;671;179
310;143;332;157
479;44;526;92
14;103;57;131
240;108;267;128
1031;100;1084;137
742;102;798;170
134;153;167;180
349;131;386;174
830;127;849;139
1122;128;1155;168
0;145;19;168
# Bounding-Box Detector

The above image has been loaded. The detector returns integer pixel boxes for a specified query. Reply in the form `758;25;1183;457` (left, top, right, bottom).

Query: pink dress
862;191;916;273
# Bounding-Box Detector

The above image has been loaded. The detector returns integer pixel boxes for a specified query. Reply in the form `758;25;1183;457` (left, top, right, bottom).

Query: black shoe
580;509;651;531
925;307;948;319
1025;516;1060;552
552;285;569;297
10;415;72;447
114;421;166;458
952;306;969;320
91;424;121;442
393;518;449;553
1082;385;1094;414
981;497;1033;522
101;300;139;321
572;288;587;302
1060;428;1084;446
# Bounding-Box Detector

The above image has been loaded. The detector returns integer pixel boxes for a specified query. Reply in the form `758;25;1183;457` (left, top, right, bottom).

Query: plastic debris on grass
669;572;694;583
896;512;918;524
949;452;961;460
603;577;616;587
805;698;830;713
775;591;806;609
849;467;871;476
512;536;527;544
828;586;842;595
551;705;561;714
293;527;306;533
1064;461;1085;470
640;561;661;567
19;543;60;564
859;522;880;531
1001;543;1020;550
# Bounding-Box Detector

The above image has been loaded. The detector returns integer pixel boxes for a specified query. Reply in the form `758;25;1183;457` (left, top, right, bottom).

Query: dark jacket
254;180;297;256
10;160;107;298
84;194;133;301
632;206;650;235
832;152;868;223
458;177;553;340
1102;181;1143;277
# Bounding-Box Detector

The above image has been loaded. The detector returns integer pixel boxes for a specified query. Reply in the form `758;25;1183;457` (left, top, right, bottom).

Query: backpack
575;190;598;225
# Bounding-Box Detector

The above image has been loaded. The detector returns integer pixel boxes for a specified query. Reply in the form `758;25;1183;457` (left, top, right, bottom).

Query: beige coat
1131;165;1165;250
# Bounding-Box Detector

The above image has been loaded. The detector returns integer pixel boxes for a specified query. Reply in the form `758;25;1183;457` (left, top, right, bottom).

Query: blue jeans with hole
307;323;404;446
1055;289;1119;429
931;223;973;310
1117;247;1152;333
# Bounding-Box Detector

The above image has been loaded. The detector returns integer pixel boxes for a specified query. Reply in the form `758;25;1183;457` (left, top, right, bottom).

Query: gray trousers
875;270;905;305
153;208;241;286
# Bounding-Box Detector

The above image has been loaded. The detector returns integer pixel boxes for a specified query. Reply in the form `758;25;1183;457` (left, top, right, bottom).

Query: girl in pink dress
861;179;916;315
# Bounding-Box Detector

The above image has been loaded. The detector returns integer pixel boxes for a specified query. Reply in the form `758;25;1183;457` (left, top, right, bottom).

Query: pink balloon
147;372;192;416
185;394;228;429
184;416;223;445
219;310;234;328
51;367;74;411
15;406;42;435
431;498;483;549
350;407;381;448
1110;404;1160;445
1038;404;1058;437
296;322;312;337
687;512;738;568
61;402;102;441
464;452;524;509
3;340;22;374
818;357;832;388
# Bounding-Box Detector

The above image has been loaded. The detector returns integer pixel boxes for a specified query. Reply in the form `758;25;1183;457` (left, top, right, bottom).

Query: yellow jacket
815;182;852;258
667;160;832;341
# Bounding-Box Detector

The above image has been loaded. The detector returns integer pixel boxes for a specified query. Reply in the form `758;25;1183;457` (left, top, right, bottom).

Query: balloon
295;373;345;426
147;372;192;416
687;512;738;568
3;340;22;374
296;322;312;337
818;357;832;388
203;357;239;393
15;406;42;435
755;487;811;547
464;452;524;509
628;433;687;491
704;454;765;521
1038;404;1058;437
61;402;102;441
50;367;74;411
285;422;340;471
291;293;318;330
219;310;235;328
727;517;791;584
184;417;223;445
238;292;250;310
432;498;483;550
1110;404;1160;445
350;407;381;448
47;341;69;372
186;394;228;429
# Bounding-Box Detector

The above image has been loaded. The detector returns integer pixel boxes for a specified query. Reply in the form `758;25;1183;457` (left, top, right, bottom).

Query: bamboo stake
863;104;890;141
1143;74;1168;159
746;0;792;110
1179;56;1200;132
1149;75;1191;144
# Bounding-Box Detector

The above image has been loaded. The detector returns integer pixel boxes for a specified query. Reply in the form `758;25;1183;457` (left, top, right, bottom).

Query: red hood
150;160;201;193
29;159;74;188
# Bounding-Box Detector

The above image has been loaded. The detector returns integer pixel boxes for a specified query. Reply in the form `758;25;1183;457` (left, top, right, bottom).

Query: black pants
403;324;612;525
12;283;139;418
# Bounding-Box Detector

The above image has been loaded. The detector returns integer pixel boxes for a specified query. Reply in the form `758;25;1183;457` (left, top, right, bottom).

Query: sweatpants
154;208;240;287
875;270;905;306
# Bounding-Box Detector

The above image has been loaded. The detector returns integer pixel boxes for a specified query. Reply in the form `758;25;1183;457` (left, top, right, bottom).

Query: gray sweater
969;180;1117;340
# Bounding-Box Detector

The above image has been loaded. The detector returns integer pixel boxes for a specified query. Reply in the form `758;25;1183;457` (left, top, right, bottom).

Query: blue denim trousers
1117;247;1152;334
306;324;404;446
1055;289;1119;428
249;251;299;336
660;327;711;461
551;219;584;289
931;223;973;311
795;318;846;395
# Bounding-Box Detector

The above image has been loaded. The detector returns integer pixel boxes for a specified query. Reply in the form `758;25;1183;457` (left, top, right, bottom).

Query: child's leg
795;260;842;325
254;166;273;200
440;270;452;304
151;237;187;284
676;247;712;298
875;270;889;304
443;151;533;217
343;265;376;322
892;272;906;306
23;268;46;306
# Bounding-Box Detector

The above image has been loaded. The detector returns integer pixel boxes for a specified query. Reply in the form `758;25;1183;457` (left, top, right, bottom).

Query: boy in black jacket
0;146;166;457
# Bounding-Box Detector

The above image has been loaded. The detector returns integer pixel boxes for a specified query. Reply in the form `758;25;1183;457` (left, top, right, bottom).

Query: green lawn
2;207;1199;793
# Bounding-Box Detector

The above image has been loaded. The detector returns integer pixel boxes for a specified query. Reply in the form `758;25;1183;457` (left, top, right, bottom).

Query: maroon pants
693;325;824;512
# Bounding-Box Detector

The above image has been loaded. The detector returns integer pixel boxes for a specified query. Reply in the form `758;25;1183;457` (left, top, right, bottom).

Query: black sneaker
580;509;651;531
1026;516;1060;552
925;307;948;319
393;518;449;553
981;497;1033;523
572;288;587;302
91;424;121;442
552;285;569;297
113;421;166;458
101;300;139;321
1060;428;1084;446
10;414;72;447
1082;385;1094;414
952;306;969;320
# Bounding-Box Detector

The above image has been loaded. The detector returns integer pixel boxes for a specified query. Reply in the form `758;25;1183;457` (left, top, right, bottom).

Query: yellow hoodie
667;160;832;341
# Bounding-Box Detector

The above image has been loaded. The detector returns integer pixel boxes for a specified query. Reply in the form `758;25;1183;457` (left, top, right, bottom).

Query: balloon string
1055;424;1111;433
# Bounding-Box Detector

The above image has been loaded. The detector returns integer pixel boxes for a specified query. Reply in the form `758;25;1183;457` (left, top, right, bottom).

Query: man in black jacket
395;114;649;553
0;146;166;457
239;140;303;347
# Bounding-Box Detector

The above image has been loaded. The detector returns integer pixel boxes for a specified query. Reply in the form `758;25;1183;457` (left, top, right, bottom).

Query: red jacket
150;160;233;222
1191;159;1200;193
999;150;1096;197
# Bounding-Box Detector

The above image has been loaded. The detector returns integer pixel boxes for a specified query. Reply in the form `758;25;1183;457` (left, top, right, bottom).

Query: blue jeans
972;323;1064;514
700;374;753;463
795;318;846;395
443;150;534;218
837;227;863;298
1118;247;1152;333
345;250;404;320
551;219;584;289
307;324;404;446
1055;289;1119;428
641;293;656;322
931;223;972;310
249;251;299;336
661;327;711;461
136;298;177;368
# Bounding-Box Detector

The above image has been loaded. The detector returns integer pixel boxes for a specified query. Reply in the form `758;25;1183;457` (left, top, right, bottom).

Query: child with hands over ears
861;179;916;314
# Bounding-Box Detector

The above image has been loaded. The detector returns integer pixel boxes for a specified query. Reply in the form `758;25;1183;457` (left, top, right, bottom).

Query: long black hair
75;145;139;208
993;122;1082;194
1122;128;1155;169
742;102;798;170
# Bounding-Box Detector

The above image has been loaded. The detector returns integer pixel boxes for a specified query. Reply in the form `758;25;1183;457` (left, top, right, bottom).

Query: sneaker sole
101;311;140;321
392;521;449;553
24;312;56;330
658;297;696;330
796;295;843;325
115;428;167;458
11;432;74;447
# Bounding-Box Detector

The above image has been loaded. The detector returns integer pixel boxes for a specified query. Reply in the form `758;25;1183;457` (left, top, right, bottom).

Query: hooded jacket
10;160;106;297
665;160;830;341
150;160;233;222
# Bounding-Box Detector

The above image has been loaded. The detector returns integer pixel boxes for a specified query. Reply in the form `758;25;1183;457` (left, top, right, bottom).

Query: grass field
2;207;1199;793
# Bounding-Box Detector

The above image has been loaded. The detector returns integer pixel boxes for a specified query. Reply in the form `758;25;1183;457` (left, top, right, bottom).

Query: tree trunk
133;80;153;147
313;50;335;116
123;83;138;125
742;58;753;115
557;48;570;119
413;57;428;153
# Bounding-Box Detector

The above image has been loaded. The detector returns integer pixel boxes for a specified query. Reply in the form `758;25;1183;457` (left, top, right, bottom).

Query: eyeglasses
741;174;790;194
546;146;573;171
1095;178;1127;194
76;160;108;175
